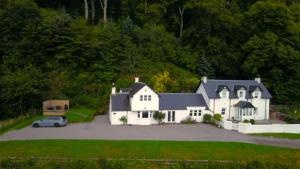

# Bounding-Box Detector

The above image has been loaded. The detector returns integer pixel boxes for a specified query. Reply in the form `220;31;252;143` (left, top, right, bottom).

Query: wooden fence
0;114;31;131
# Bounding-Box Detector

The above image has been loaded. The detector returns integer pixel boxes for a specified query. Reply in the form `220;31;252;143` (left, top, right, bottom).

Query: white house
109;77;271;125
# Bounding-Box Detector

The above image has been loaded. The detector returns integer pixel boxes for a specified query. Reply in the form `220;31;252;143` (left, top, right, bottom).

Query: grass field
253;133;300;139
0;115;43;135
0;140;299;165
65;107;95;123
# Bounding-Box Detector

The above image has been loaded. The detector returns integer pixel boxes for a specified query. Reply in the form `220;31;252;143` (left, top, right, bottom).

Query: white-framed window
238;90;244;98
253;91;260;98
189;110;192;116
140;95;143;101
198;112;202;116
148;95;151;101
144;95;147;101
137;111;140;118
221;108;226;115
221;91;227;98
194;110;197;116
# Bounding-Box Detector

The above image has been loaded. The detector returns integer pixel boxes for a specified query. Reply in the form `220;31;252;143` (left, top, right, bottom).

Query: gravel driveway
0;115;299;149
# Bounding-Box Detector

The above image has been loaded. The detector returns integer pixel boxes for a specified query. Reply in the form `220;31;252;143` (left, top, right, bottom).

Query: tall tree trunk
179;7;185;39
91;0;95;24
144;0;148;14
19;96;23;115
84;0;89;21
100;0;107;24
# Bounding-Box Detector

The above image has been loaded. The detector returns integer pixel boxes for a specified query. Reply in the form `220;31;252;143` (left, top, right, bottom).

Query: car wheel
54;123;60;127
33;123;39;128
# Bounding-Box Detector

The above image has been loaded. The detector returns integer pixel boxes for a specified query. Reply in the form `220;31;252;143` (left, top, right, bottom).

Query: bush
243;119;250;123
213;114;222;125
203;114;212;123
119;116;127;125
250;119;255;124
181;117;196;124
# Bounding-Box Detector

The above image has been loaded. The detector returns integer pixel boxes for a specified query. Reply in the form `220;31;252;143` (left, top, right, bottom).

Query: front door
167;111;175;122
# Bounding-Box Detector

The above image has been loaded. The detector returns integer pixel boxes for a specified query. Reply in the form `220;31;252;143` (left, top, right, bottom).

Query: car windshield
46;117;60;120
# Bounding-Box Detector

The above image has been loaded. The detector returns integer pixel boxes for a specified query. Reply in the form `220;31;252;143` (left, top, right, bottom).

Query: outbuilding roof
201;80;272;99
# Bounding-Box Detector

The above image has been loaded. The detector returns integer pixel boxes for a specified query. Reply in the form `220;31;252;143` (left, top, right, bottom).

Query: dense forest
0;0;300;119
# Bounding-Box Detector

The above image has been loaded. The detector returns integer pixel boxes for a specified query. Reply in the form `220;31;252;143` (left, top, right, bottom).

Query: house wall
110;108;212;125
249;98;269;120
207;97;269;121
130;86;159;111
110;111;128;125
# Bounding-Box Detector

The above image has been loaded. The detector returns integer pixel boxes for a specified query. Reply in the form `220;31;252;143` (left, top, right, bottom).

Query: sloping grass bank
0;140;299;166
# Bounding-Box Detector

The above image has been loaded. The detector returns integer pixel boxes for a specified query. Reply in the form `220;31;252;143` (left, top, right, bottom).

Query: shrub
203;114;212;123
181;117;196;124
119;116;127;125
250;119;255;124
153;111;165;124
213;114;222;125
243;119;250;123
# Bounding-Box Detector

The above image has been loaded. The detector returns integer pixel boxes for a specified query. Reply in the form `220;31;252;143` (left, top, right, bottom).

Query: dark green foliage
250;119;255;125
243;119;250;123
1;0;300;119
153;111;166;124
203;114;213;124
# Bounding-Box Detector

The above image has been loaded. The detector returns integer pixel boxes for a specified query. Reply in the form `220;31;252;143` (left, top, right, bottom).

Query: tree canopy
0;0;300;119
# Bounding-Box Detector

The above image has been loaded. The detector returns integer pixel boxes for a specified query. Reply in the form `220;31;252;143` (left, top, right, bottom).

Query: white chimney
111;83;116;95
135;77;139;83
201;76;207;83
255;77;261;83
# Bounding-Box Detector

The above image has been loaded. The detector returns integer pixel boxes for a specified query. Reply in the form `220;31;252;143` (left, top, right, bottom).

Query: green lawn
0;115;43;135
65;107;95;123
253;133;300;139
0;140;299;165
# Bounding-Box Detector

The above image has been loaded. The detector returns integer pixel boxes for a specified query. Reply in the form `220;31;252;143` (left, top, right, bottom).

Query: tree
119;115;127;125
152;71;172;93
213;114;222;126
99;0;107;24
153;111;165;124
84;0;88;21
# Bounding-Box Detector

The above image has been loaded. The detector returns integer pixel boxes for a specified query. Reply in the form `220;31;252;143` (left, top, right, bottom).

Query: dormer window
238;90;245;98
221;91;228;98
253;91;260;98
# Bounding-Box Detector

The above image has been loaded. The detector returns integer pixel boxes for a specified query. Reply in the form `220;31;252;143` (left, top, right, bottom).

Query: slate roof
234;101;256;109
110;93;208;112
202;80;272;99
111;94;130;111
159;93;207;110
128;82;146;97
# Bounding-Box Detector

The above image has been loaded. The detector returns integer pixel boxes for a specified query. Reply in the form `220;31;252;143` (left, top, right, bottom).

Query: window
140;95;143;101
142;111;148;118
198;112;202;116
137;111;140;118
254;91;260;98
148;95;151;101
194;110;197;116
221;91;227;98
189;110;192;116
221;108;226;115
238;91;244;98
144;95;147;101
